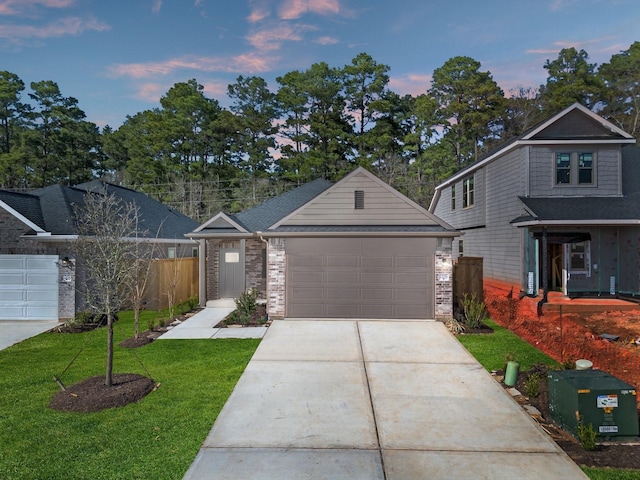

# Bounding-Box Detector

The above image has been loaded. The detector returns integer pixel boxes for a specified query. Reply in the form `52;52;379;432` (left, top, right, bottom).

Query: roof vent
354;190;364;209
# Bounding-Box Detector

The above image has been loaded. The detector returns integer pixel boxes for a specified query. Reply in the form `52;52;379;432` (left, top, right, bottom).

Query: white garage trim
0;255;59;321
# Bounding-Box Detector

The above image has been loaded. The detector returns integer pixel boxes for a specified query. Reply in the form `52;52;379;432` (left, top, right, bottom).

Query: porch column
198;239;206;307
541;227;548;303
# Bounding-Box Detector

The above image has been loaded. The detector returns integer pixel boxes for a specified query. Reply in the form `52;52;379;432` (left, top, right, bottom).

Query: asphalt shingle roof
229;178;333;232
1;182;198;239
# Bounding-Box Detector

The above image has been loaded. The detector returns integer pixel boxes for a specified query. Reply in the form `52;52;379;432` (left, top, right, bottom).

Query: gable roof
429;103;636;211
0;182;198;241
190;167;457;238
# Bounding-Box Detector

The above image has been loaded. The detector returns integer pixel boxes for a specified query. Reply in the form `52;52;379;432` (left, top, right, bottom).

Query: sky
1;0;639;129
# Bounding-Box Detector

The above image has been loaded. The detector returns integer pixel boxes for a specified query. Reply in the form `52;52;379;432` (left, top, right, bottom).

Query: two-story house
429;103;639;301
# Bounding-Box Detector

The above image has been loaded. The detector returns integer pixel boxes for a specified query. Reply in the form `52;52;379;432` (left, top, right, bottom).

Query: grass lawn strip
0;307;259;480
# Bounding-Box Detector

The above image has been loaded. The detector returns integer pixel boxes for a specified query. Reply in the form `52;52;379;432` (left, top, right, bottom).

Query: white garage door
0;255;59;320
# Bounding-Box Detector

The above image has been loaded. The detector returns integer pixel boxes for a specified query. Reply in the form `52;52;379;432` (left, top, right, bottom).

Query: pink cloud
151;0;162;13
278;0;342;19
247;0;270;23
109;52;277;79
314;35;338;45
246;23;314;51
136;83;165;103
0;0;74;15
0;16;109;39
201;81;227;97
389;73;432;96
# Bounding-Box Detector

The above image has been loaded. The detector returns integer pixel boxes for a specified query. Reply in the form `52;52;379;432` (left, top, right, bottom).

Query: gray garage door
0;255;59;320
286;238;435;319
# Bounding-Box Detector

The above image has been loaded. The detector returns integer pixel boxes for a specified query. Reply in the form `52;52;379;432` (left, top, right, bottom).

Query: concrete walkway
184;319;587;479
158;301;268;340
0;321;59;351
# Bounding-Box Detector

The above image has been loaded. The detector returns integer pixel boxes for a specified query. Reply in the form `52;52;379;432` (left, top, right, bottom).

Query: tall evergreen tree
598;41;640;137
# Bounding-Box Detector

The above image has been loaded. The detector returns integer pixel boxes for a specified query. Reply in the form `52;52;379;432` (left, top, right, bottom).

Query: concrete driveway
0;321;58;351
184;319;587;479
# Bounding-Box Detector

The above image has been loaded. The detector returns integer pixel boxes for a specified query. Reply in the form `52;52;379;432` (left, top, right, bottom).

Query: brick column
267;238;286;319
435;239;453;320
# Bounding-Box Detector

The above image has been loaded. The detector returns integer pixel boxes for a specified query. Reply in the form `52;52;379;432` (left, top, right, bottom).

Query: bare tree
74;192;141;387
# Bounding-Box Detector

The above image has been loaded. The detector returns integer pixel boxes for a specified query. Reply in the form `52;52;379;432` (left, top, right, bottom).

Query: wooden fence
453;256;484;312
144;257;198;311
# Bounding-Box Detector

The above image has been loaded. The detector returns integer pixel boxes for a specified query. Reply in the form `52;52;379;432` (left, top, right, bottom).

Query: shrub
445;317;465;334
67;310;94;328
461;293;486;329
226;289;266;325
524;372;542;397
577;416;598;451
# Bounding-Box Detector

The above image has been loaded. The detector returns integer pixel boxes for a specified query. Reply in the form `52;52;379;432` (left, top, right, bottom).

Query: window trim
451;184;456;210
462;175;475;208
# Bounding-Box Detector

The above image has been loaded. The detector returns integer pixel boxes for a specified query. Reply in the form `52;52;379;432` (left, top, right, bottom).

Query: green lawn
0;308;259;480
458;319;640;480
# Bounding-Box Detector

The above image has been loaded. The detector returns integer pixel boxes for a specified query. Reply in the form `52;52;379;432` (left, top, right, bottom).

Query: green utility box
548;369;638;440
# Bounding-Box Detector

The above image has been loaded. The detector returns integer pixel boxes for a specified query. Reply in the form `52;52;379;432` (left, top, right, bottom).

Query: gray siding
529;145;621;197
282;171;439;227
433;148;526;285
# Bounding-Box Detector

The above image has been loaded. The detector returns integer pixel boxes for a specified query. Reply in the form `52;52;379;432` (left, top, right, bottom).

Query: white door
0;255;59;320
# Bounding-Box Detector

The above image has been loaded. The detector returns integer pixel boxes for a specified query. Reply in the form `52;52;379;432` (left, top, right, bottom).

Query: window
451;185;456;210
192;247;199;258
556;153;571;184
354;190;364;209
458;240;464;257
555;152;595;186
566;241;591;276
578;153;593;184
463;176;474;208
167;247;176;259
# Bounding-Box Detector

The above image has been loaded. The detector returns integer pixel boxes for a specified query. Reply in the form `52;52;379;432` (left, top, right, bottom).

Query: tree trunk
105;311;114;387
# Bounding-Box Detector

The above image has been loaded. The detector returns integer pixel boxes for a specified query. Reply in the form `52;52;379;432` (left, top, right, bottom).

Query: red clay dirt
484;279;640;394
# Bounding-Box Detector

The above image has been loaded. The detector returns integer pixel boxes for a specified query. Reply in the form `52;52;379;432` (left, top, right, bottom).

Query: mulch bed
49;374;157;413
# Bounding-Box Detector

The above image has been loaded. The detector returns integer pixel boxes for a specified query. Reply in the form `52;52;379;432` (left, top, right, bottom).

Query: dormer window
354;190;364;209
555;152;595;185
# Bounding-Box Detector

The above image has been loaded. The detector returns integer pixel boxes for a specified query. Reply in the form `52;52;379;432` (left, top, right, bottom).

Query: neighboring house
188;167;458;320
0;181;199;321
429;103;639;300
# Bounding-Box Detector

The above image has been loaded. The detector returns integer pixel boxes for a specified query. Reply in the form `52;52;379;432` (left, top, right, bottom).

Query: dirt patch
49;374;156;413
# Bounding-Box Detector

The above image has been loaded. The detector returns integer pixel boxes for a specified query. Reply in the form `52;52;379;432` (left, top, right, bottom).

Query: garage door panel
326;304;359;317
27;273;58;286
27;290;57;301
0;273;25;285
361;305;393;318
326;256;359;267
326;272;359;283
290;255;324;267
291;287;325;299
286;238;436;319
326;288;359;300
291;271;324;283
0;257;25;269
0;290;24;301
361;289;393;300
361;256;393;268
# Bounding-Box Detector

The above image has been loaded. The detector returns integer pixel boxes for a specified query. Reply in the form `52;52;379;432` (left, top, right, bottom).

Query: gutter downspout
198;239;206;308
257;232;269;317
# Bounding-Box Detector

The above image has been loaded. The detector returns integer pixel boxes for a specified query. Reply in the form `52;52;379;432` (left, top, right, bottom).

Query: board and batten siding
281;172;439;226
529;145;622;197
433;148;526;285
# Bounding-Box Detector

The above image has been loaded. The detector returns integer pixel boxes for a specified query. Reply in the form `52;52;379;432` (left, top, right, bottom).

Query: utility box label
599;425;619;433
597;395;618;408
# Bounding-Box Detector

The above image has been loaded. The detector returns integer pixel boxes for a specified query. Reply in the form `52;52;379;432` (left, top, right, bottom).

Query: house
188;167;459;320
429;103;639;301
0;181;199;321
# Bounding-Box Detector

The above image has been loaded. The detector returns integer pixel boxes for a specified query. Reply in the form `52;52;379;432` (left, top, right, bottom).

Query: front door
219;248;244;298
